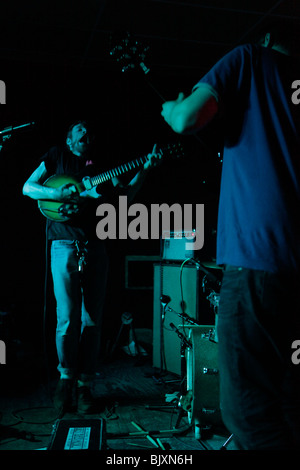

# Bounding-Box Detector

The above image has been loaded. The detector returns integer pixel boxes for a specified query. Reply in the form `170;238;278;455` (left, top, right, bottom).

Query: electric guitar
37;142;183;222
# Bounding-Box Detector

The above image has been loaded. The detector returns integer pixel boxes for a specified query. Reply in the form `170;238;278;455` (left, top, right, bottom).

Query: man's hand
54;183;82;216
143;143;162;170
59;202;81;217
161;92;185;127
161;87;218;133
56;183;80;202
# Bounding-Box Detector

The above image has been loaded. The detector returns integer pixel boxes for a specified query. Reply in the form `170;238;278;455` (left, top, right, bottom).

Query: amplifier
186;326;222;430
161;230;196;261
48;419;106;450
153;263;200;375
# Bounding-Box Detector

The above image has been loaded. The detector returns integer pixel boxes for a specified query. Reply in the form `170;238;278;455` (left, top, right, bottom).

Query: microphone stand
151;297;199;429
159;295;170;373
168;321;192;429
0;122;35;152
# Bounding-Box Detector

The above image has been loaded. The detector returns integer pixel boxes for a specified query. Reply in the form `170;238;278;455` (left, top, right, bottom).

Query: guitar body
38;174;84;222
37;142;183;222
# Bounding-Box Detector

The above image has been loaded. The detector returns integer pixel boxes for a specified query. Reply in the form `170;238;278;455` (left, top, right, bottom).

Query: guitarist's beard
70;135;91;156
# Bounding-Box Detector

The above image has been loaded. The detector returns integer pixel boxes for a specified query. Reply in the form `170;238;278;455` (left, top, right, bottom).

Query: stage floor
0;346;236;453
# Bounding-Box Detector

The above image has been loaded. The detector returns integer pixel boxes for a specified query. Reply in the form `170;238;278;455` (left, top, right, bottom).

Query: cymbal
201;261;222;269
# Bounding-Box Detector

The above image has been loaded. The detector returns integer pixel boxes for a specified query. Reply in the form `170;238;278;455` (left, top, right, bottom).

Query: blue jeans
218;266;300;449
50;240;108;382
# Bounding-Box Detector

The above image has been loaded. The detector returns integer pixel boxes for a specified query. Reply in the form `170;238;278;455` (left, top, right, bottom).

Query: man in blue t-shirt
161;20;300;450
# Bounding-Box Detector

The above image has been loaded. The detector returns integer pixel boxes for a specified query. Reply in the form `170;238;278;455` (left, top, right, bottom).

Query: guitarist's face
66;123;90;157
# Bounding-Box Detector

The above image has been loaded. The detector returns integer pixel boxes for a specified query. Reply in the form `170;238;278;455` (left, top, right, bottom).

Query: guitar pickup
82;176;93;190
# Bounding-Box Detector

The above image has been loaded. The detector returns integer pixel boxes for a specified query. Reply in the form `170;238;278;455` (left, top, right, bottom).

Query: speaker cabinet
186;326;221;429
153;263;200;375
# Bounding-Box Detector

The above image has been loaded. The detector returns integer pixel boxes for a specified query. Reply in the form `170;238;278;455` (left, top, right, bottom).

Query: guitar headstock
110;32;150;74
155;142;184;164
161;142;184;160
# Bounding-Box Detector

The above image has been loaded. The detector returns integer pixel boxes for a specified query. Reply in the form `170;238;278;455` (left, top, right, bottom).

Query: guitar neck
90;155;149;187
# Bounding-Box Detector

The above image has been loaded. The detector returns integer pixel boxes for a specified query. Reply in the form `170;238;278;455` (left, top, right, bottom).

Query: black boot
77;386;95;414
53;379;73;413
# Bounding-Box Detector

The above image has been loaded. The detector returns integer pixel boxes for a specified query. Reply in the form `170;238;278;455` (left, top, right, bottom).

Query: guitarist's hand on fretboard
143;143;162;171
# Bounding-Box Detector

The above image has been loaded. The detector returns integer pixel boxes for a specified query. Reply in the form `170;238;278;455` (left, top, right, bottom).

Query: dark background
0;0;298;362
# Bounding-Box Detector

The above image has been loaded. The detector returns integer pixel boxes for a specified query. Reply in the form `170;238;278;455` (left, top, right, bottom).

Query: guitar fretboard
90;155;149;187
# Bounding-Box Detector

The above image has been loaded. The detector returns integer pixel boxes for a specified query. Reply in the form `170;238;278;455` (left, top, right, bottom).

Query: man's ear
66;137;71;149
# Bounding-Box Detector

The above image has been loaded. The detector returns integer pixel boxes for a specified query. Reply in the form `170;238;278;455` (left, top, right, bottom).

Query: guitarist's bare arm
23;162;79;202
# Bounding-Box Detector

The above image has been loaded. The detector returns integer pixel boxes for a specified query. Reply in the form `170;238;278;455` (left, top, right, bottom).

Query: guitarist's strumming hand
55;183;81;216
56;183;80;202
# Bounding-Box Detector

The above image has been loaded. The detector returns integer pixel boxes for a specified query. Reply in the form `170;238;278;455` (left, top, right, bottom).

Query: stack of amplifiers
153;262;200;375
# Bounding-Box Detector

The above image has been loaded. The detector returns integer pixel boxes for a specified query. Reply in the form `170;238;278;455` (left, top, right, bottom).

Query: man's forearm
162;86;219;134
23;181;59;201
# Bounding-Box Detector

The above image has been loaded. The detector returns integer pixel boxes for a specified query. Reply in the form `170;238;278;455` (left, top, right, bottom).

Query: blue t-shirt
195;44;300;273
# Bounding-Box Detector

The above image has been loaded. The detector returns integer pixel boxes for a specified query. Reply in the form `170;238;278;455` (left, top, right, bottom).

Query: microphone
0;122;35;135
169;323;192;349
160;295;171;321
160;295;171;306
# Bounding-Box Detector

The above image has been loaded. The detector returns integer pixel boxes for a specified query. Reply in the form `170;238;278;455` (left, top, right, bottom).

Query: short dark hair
66;120;89;140
255;19;300;55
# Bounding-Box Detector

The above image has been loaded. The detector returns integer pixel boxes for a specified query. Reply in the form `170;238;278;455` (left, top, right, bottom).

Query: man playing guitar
23;120;156;414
